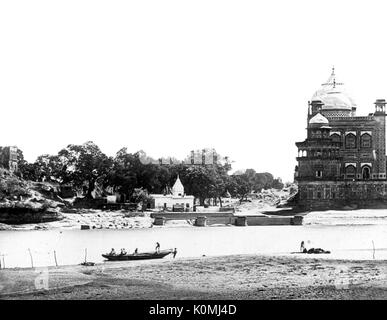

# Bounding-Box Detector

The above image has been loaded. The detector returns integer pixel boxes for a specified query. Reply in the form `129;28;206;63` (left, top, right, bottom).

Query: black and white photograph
1;0;387;312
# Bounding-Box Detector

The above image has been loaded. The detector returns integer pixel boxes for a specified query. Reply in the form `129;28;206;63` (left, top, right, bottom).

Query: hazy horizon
1;0;387;182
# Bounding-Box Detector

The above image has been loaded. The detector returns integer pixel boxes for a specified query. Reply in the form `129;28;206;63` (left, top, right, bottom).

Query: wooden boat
102;249;173;261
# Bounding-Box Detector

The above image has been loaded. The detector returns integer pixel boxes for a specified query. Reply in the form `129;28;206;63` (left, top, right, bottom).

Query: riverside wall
297;180;387;211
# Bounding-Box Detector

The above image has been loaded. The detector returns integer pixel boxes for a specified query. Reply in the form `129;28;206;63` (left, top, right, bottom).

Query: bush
0;177;31;200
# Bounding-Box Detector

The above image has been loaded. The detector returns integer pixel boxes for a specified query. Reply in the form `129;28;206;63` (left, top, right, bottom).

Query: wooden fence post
28;248;34;268
372;240;375;260
54;250;58;267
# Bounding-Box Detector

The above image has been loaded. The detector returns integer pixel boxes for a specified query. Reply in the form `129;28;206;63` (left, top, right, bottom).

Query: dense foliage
16;142;284;204
0;169;31;200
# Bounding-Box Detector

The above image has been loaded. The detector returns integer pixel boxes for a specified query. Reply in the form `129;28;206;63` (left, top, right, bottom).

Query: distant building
0;146;19;173
184;149;219;166
150;175;194;211
152;148;228;167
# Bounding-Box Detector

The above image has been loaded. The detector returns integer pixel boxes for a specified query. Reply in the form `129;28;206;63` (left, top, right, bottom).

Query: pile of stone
61;210;153;230
0;223;13;230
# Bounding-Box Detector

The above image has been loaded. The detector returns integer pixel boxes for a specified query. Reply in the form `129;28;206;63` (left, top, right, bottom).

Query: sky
1;0;387;182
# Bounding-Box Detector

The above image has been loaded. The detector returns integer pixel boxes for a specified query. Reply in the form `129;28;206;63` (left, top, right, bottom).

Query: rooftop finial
322;66;342;87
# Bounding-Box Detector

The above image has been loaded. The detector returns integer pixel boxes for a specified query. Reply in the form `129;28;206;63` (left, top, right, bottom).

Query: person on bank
300;241;307;253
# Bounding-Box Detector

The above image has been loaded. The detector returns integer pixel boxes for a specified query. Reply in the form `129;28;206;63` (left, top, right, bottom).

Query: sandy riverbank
1;254;386;300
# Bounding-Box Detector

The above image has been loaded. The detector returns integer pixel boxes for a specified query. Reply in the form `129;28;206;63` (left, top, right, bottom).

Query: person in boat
120;248;127;255
172;248;177;259
109;248;116;256
155;242;160;253
134;248;138;254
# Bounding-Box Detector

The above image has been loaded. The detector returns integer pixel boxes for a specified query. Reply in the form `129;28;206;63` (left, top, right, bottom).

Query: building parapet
327;116;375;121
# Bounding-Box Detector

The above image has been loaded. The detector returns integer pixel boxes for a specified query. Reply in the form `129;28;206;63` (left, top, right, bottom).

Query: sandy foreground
1;254;387;300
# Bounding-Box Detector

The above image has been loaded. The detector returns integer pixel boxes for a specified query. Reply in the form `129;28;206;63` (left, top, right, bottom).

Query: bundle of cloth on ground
300;241;330;254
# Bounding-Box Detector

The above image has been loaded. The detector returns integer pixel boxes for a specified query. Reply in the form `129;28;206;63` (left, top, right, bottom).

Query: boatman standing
155;242;160;253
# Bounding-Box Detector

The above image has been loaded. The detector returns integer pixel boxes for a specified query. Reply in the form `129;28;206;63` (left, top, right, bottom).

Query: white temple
150;175;194;211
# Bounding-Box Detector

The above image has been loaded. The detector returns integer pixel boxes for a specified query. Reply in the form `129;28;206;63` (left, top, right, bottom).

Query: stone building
0;146;19;173
150;175;194;211
295;68;387;210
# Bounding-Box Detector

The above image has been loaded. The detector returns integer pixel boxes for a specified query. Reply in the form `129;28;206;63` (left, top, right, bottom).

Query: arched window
361;134;372;148
331;133;341;143
345;165;356;179
345;134;356;149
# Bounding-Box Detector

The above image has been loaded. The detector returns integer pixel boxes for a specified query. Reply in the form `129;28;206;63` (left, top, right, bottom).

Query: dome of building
311;68;356;110
319;92;354;110
309;113;329;125
172;175;185;196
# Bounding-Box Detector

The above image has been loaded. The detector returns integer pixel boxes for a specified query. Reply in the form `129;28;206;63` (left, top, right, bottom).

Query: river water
1;209;387;268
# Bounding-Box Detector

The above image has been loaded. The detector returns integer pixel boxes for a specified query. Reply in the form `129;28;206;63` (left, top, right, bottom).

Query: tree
17;149;39;181
58;141;112;198
106;148;165;198
107;148;140;197
130;187;152;206
272;178;284;190
209;164;231;207
175;163;230;206
227;173;251;203
17;162;39;181
181;166;213;205
32;154;69;183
